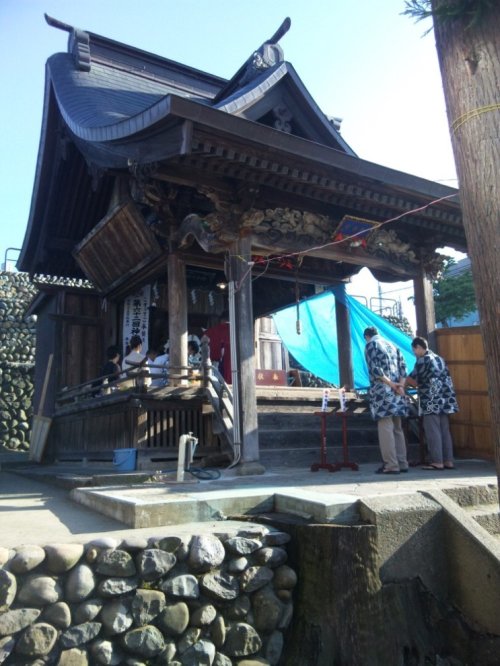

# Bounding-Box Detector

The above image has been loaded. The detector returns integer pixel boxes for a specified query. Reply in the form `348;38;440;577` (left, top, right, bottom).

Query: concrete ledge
424;488;500;636
357;485;500;637
443;483;498;507
358;492;446;597
70;485;277;528
274;490;360;524
71;482;362;529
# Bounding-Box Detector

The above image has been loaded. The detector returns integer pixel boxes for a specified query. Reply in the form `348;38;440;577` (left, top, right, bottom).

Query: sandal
421;464;444;471
375;466;400;475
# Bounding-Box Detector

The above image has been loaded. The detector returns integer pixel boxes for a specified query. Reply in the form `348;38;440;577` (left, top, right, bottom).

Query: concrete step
258;428;379;450
443;484;499;537
258;411;373;427
467;505;500;536
256;391;421;469
260;442;422;468
444;484;498;508
257;398;374;443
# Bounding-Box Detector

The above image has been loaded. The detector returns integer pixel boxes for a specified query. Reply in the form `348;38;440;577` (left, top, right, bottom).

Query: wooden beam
252;239;419;279
230;235;263;473
168;253;188;386
334;285;354;389
413;264;436;347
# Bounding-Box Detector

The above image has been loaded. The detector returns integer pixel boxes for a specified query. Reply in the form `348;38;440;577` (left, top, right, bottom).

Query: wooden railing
49;390;220;465
199;336;239;462
51;377;220;466
55;363;193;409
49;345;235;465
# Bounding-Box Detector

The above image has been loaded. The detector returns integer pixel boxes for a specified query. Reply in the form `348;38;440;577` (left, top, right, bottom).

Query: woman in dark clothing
101;345;121;382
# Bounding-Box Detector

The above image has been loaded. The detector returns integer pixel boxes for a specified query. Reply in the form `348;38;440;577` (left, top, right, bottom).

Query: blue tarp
272;287;415;389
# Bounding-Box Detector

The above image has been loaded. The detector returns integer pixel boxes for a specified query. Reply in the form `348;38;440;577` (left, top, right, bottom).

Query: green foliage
403;0;497;31
381;314;413;336
433;259;477;326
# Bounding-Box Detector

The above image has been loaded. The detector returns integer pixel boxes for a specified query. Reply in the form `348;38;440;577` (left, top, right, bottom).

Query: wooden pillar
229;235;264;474
413;265;436;348
167;252;188;386
334;284;354;389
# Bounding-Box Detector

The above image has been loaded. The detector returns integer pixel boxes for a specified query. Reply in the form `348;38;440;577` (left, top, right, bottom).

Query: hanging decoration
123;285;150;353
332;215;379;249
252;254;295;271
294;256;304;335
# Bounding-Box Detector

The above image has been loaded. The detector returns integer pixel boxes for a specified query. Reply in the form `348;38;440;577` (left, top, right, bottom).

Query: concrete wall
359;489;500;637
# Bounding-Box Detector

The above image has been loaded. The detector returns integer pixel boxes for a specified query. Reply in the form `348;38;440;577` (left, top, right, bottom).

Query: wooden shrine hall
18;16;466;472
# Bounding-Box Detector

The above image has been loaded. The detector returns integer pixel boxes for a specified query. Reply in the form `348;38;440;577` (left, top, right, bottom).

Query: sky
0;0;462;330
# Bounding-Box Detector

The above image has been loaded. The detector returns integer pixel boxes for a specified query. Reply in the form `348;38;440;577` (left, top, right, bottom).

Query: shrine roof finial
213;17;291;104
45;13;91;72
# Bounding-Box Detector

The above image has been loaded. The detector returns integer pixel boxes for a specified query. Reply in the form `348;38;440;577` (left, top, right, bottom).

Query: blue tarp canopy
272;287;415;389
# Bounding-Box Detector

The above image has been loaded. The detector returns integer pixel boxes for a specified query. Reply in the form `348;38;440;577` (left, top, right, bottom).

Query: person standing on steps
122;335;149;389
405;336;458;471
363;326;409;475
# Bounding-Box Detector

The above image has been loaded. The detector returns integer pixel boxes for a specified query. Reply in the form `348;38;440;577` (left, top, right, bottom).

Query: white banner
123;285;150;353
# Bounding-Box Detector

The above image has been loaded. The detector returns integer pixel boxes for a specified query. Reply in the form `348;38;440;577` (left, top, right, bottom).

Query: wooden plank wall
48;398;220;465
435;326;493;460
255;316;287;371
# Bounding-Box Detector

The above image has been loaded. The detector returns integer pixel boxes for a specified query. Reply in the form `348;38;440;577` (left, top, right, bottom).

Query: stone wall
0;271;37;452
0;525;296;665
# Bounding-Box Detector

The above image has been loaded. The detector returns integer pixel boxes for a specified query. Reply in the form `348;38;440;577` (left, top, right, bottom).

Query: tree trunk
431;1;500;487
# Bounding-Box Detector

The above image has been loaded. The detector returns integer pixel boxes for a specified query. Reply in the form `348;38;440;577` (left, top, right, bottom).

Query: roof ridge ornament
213;17;291;104
45;14;91;72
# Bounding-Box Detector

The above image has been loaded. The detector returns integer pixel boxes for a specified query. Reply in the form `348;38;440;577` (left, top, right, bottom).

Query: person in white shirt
149;344;169;388
122;335;149;389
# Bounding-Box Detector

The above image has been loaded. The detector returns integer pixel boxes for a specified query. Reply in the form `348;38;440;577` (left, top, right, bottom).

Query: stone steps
468;505;500;536
444;485;500;537
256;393;420;467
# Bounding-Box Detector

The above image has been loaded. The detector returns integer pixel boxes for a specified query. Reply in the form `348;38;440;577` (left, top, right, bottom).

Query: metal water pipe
176;432;198;482
227;262;242;468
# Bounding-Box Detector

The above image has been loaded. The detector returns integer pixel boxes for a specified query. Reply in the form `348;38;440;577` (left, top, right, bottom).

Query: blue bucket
113;448;137;472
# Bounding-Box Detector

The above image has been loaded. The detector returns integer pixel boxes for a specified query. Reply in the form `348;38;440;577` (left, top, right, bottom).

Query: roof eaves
51;71;175;143
283;63;356;157
214;61;356;157
18;68;57;272
168;96;460;204
214;63;288;114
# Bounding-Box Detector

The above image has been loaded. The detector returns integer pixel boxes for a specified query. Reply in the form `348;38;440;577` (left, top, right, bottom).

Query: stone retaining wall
0;524;296;665
0;271;37;452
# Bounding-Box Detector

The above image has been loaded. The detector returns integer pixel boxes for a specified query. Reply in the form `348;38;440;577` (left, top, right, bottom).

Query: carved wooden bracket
178;205;447;279
179;214;234;253
179;207;332;254
273;105;293;133
421;252;447;281
366;229;418;267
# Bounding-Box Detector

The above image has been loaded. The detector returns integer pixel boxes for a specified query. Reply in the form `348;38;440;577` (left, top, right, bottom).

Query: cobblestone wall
0;524;296;665
0;272;37;452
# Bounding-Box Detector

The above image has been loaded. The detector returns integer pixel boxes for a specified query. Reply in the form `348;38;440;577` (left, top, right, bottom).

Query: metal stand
407;414;427;466
311;411;340;472
336;410;359;471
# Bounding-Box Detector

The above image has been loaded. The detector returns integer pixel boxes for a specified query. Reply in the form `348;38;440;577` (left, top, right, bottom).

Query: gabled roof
214;62;355;154
19;16;465;281
43;16;352;152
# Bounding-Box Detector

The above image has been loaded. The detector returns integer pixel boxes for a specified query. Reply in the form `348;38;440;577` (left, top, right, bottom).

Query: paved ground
0;450;497;548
